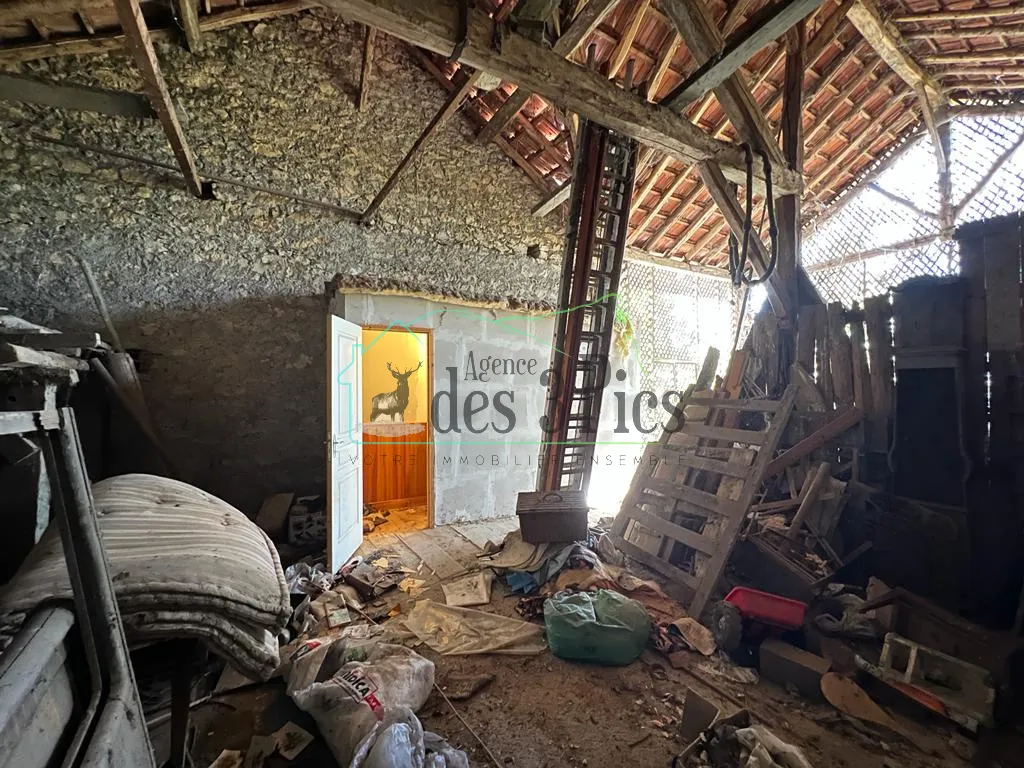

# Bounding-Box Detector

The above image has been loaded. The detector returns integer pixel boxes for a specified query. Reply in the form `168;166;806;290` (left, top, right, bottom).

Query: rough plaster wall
342;293;555;525
0;11;563;514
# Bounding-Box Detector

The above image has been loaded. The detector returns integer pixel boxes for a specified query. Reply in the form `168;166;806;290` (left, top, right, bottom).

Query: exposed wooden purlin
645;32;681;100
660;0;784;164
112;0;205;199
0;0;315;63
904;24;1024;40
630;155;673;218
172;0;202;52
663;0;829;111
362;69;484;223
606;0;651;80
892;7;1024;23
808;89;915;196
921;49;1024;66
625;246;732;278
805;0;855;61
531;182;570;216
409;46;550;194
953;131;1024;219
475;0;619;145
358;26;375;111
777;20;806;315
77;10;96;34
629;168;693;246
0;72;156;119
319;0;799;194
698;161;792;318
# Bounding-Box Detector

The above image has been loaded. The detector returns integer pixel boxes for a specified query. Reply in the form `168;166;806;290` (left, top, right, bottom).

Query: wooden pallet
611;384;798;616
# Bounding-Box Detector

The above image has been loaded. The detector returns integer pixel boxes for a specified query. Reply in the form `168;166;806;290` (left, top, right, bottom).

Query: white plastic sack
349;706;469;768
286;637;434;766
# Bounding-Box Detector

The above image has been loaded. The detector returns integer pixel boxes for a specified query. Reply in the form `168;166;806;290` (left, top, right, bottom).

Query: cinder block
759;639;831;701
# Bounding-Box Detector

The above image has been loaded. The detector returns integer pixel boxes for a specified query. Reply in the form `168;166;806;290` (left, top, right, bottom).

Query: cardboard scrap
208;751;243;768
273;722;314;760
441;571;493;607
241;734;275;768
398;577;427;596
326;607;352;628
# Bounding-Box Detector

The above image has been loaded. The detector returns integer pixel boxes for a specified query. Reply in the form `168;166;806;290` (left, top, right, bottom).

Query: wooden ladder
611;385;798;616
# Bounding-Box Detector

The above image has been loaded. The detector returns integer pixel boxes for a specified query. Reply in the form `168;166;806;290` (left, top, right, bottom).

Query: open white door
327;314;363;573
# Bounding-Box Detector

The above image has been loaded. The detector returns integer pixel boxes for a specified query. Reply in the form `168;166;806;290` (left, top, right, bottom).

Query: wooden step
643;477;726;514
611;534;698;590
682;396;783;412
626;508;715;555
679;423;767;445
649;447;754;478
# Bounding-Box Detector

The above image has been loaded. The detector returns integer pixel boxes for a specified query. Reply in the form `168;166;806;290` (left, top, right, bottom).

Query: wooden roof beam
662;0;829;112
172;0;203;52
358;26;375;110
0;72;156;119
113;0;206;198
320;0;800;194
846;0;948;176
476;0;619;145
606;0;651;80
892;7;1024;23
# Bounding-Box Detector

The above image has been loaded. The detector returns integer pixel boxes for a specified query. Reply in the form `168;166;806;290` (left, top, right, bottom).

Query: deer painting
370;361;423;422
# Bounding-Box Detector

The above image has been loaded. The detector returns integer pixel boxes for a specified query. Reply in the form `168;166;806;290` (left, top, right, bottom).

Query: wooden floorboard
451;517;518;549
398;528;469;580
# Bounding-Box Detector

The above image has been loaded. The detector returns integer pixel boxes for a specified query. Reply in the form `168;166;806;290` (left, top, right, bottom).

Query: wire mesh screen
804;115;1024;307
618;260;739;432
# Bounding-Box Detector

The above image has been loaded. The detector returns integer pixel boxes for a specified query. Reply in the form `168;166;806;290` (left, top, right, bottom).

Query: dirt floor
154;523;981;768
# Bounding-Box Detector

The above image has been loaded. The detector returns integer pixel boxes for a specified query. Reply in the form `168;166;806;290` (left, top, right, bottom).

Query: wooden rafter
892;7;1024;24
112;0;205;198
362;69;484;223
663;0;829;111
319;0;799;194
476;0;619;145
358;26;376;110
777;20;806;312
607;0;651;80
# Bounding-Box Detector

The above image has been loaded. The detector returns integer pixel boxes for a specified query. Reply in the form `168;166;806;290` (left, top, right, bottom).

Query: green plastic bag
543;589;651;666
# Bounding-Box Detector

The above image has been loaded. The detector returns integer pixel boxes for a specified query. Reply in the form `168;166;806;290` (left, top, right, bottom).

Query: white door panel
328;314;363;573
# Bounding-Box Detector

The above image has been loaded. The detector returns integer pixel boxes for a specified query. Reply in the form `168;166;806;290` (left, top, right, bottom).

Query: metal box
516;490;589;544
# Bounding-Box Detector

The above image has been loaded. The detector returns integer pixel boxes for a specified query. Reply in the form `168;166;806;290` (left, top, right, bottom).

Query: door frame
359;323;435;529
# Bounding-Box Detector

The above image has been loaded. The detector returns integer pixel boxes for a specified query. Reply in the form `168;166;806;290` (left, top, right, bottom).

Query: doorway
360;326;432;537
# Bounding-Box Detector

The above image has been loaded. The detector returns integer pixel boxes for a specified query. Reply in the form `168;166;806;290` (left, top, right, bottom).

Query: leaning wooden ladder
611;384;797;616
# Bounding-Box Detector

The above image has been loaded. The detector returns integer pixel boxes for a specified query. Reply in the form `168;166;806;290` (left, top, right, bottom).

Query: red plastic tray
723;586;807;629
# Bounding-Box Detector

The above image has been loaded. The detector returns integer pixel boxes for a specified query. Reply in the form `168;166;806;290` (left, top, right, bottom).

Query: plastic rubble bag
404;600;546;655
350;706;469;768
286;635;435;766
735;725;815;768
544;589;651;666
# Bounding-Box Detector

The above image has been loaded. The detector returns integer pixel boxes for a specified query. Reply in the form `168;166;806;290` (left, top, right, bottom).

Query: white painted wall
341;292;555;525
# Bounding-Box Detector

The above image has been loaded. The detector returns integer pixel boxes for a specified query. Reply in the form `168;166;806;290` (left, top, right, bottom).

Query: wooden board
451;518;518;550
828;302;854;410
398;529;468;580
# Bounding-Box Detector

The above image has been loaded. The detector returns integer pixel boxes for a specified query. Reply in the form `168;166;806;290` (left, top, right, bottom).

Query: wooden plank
785;461;830;541
320;0;800;194
863;295;892;419
0;73;155;119
531;182;571;217
828;302;854;410
628;508;716;555
849;306;872;414
358;26;376;111
452;518;518;549
397;529;466;579
611;534;698;590
813;303;833;408
0;332;102;349
680;422;767;445
361;70;483;222
607;0;652;80
477;0;619;144
776;21;805;317
957;231;988;489
173;0;202;51
796;307;816;371
663;0;827;109
113;0;205;198
424;526;487;572
763;406;864;478
0;343;89;371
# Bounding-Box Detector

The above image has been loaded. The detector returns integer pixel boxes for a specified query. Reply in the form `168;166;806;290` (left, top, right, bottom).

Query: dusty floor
160;522;980;768
365;502;430;536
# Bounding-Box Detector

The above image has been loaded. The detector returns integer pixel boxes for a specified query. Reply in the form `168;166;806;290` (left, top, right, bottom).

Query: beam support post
172;0;202;52
777;21;805;313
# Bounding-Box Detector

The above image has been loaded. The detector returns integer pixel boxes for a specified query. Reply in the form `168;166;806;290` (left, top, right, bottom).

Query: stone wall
0;10;564;514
